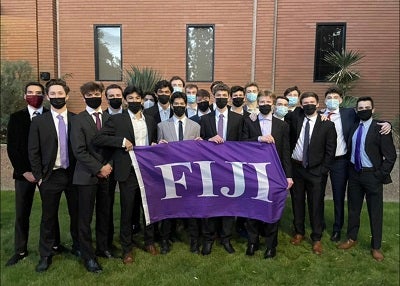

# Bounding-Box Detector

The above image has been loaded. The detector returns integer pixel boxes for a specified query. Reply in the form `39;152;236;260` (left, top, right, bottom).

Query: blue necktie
302;118;310;168
57;114;69;169
354;123;363;172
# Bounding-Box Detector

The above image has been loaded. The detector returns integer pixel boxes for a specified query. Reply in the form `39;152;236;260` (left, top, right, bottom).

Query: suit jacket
143;104;173;124
241;115;292;178
157;117;200;142
348;119;397;184
28;111;76;182
92;111;157;182
200;110;244;141
285;108;337;176
7;107;49;180
70;110;112;185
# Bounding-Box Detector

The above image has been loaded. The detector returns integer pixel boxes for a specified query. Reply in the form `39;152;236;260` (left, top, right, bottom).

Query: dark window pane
314;24;346;82
95;26;122;81
186;25;214;82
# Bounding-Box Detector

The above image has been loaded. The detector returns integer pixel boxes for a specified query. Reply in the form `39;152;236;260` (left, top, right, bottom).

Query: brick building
1;0;399;120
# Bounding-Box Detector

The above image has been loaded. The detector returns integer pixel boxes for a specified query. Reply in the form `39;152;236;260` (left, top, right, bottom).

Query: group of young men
5;76;397;274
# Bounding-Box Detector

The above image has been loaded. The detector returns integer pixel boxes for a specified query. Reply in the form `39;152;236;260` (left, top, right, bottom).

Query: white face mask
173;86;183;93
143;100;155;109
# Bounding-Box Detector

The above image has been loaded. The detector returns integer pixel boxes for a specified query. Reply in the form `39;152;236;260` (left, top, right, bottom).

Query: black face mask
85;97;102;109
259;104;272;115
109;98;122;109
357;109;373;121
232;97;244;107
158;94;170;105
49;97;66;109
128;102;142;114
173;106;186;118
198;101;209;112
216;98;228;109
302;104;317;116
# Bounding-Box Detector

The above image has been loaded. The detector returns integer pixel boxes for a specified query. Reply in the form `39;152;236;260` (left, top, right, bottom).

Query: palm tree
124;65;162;93
324;49;364;97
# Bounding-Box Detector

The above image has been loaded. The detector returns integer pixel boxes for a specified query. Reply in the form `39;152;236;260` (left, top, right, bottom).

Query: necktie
32;111;40;119
93;112;101;130
327;112;334;120
354;123;363;172
302;118;310;168
217;114;224;138
178;120;183;141
57;115;69;169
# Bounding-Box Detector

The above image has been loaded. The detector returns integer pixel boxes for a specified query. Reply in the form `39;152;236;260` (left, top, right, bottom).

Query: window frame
313;22;346;82
94;24;123;81
186;24;215;83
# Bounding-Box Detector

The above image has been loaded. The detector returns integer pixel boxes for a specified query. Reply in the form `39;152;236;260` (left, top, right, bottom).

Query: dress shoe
245;243;259;256
190;239;200;254
330;231;341;242
160;240;171;254
338;239;357;250
222;241;235;254
95;250;114;259
84;258;102;273
264;248;277;259
290;234;304;245
35;256;52;272
52;244;69;255
201;241;213;255
145;244;159;256
70;248;81;258
371;249;384;262
312;241;323;255
5;251;28;266
123;251;134;264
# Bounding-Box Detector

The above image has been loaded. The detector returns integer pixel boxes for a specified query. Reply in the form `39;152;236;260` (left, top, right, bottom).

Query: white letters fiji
154;161;273;202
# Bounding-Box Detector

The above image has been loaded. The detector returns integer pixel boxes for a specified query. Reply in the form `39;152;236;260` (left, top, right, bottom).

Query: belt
335;155;347;160
291;159;303;166
350;163;375;173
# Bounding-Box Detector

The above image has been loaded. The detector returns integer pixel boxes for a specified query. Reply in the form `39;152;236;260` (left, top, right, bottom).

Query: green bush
1;61;35;143
124;65;162;93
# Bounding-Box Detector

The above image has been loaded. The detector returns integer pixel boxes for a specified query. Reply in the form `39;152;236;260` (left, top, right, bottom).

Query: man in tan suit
157;91;201;254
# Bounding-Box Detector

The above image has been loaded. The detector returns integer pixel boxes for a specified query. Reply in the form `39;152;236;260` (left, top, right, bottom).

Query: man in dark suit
338;96;396;262
93;85;159;264
241;92;293;259
70;81;113;273
28;79;79;272
143;80;173;124
6;82;53;266
200;83;244;255
319;86;391;242
189;89;212;124
285;91;337;255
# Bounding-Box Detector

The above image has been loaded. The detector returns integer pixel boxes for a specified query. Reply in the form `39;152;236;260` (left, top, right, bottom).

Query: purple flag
131;140;288;225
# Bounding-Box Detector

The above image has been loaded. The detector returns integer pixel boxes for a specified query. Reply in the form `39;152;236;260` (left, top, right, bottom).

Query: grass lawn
0;190;399;286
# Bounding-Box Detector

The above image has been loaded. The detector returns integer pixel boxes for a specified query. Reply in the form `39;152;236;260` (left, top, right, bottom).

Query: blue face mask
173;86;183;93
288;97;298;107
246;92;257;103
326;99;340;111
274;106;288;118
187;94;196;104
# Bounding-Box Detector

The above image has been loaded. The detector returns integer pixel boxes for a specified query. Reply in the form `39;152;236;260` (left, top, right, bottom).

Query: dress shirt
173;116;187;141
350;118;373;168
51;109;68;169
107;107;123;115
158;103;171;122
258;113;272;140
187;105;197;118
86;106;103;126
215;108;228;141
324;109;347;156
28;105;44;120
292;114;317;161
128;110;148;146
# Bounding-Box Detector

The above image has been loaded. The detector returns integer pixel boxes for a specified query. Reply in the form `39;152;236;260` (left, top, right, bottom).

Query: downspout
35;0;40;80
271;0;278;90
251;0;258;82
56;0;61;77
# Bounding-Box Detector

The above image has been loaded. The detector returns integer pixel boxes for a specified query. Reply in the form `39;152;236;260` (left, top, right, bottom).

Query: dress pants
246;219;278;249
321;157;349;233
107;173;117;248
347;167;383;249
291;164;324;242
187;218;201;241
78;180;110;260
38;169;79;256
119;170;139;255
202;216;234;243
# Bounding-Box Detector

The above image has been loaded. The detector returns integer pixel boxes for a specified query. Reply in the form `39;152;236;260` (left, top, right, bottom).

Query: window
186;25;214;82
94;25;122;81
314;23;346;82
